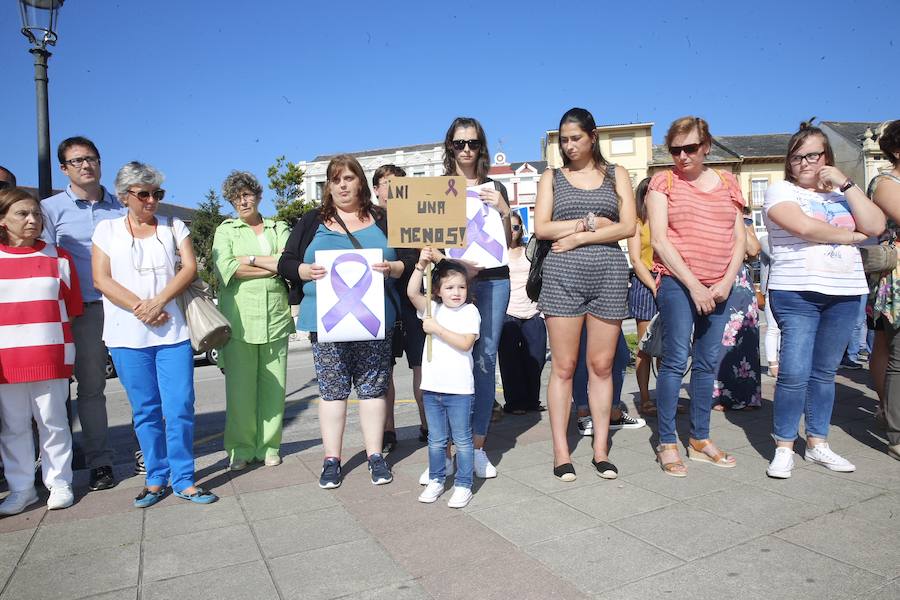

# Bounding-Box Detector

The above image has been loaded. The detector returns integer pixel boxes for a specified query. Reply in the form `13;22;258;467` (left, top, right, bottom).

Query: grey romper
538;164;629;319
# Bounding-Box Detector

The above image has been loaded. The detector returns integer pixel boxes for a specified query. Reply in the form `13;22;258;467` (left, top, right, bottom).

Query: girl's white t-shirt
762;180;867;295
418;301;481;395
92;216;191;348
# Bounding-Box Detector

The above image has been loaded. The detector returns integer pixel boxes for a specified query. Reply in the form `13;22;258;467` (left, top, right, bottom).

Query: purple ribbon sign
447;190;506;262
445;178;459;197
320;253;381;337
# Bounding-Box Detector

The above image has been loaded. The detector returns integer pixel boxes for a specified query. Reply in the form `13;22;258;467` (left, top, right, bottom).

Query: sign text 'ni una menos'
386;176;467;248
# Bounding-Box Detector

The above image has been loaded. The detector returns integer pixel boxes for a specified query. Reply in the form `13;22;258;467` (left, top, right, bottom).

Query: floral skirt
714;265;762;409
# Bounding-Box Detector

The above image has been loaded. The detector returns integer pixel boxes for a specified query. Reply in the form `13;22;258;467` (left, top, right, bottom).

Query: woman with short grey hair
92;161;218;507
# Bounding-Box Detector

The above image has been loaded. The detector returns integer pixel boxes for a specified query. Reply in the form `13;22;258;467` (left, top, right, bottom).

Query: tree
267;155;317;226
190;188;229;293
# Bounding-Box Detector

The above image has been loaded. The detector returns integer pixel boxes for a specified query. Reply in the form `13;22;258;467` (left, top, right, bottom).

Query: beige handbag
176;278;232;352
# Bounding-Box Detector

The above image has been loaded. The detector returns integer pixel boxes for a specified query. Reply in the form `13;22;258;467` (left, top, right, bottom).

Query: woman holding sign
278;155;407;490
535;108;636;482
438;117;512;479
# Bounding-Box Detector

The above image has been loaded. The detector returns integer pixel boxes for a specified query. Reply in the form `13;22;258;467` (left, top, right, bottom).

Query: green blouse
212;217;294;344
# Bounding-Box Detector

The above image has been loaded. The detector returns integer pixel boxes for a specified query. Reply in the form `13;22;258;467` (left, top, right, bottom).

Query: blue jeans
845;293;869;361
656;276;733;444
109;340;196;492
471;278;510;437
770;290;859;441
573;326;628;410
423;391;474;488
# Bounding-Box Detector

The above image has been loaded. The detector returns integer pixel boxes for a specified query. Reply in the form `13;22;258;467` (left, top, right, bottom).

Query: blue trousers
109;340;196;492
423;391;474;488
573;326;629;410
471;278;510;437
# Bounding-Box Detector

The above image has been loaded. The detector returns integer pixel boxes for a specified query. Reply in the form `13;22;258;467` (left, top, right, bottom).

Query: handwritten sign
446;183;509;268
314;248;385;342
386;176;467;248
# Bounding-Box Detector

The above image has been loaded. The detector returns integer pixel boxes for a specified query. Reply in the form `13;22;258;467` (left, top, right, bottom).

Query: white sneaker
0;487;39;516
47;485;74;510
577;415;593;436
419;457;455;485
805;443;856;472
474;449;497;479
447;485;473;508
418;480;445;503
766;447;795;479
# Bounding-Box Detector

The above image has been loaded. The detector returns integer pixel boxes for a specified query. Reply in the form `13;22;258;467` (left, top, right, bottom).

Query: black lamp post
19;0;64;200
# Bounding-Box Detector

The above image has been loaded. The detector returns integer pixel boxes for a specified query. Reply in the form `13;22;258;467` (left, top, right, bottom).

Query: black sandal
553;463;577;482
592;459;618;480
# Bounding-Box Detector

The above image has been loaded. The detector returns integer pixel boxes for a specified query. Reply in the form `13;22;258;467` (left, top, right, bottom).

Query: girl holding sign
277;155;408;490
535;108;636;482
437;117;513;480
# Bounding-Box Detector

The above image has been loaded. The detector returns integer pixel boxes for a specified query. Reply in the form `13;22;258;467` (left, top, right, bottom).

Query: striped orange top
650;169;745;285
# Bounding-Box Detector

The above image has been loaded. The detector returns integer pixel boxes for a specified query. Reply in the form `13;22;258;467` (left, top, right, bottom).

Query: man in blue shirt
41;137;126;491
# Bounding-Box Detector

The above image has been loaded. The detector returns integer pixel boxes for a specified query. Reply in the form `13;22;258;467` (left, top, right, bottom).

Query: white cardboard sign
445;182;508;268
314;248;385;342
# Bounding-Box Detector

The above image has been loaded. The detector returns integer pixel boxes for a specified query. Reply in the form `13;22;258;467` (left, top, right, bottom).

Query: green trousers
222;337;289;462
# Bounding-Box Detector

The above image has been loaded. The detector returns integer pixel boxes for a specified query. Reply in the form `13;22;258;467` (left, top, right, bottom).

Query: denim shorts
312;329;393;401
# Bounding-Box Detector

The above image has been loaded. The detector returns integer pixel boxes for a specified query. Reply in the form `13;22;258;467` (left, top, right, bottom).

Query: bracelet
840;178;855;193
584;212;597;232
415;264;425;272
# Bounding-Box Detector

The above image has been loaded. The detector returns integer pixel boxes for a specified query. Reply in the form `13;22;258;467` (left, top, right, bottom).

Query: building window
610;135;634;156
315;181;325;200
751;179;768;207
413;171;425;177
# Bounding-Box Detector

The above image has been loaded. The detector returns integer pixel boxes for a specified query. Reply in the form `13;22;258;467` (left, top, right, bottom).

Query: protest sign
445;182;508;268
386;176;467;248
314;248;385;342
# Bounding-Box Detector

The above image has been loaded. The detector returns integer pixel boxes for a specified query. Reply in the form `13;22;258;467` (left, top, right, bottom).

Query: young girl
407;248;480;508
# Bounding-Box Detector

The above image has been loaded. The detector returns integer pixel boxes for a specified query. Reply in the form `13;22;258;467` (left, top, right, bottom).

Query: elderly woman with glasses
212;171;293;471
92;161;217;507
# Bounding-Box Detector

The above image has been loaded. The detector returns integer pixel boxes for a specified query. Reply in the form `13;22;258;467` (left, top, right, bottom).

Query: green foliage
267;155;317;225
190;188;229;293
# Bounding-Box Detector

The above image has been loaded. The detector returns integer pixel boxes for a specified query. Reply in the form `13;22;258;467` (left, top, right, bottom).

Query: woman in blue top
278;155;406;489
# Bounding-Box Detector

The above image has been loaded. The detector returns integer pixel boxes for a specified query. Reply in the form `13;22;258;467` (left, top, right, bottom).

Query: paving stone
340;487;461;534
504;461;604;494
336;580;433;600
570;445;662;477
748;465;884;509
859;579;900;600
378;511;515;576
228;459;318;494
253;504;369;558
22;510;141;564
481;444;560;473
0;501;44;534
470;495;599;546
686;483;830;534
78;588;137;600
611;503;759;561
461;474;542;512
552;479;675;522
269;538;410;600
144;495;246;540
142;560;278;600
141;523;260;582
2;543;139;600
418;552;589;600
623;462;735;500
594;535;884;600
775;511;900;578
839;492;900;530
815;453;900;491
39;485;143;526
238;481;339;521
0;528;34;588
526;524;684;595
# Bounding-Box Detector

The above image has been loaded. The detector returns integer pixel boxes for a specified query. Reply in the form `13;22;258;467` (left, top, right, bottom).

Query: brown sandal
656;443;687;477
687;439;736;468
639;401;657;416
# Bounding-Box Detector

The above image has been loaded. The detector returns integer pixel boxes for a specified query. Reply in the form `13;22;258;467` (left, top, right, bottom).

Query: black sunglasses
452;139;482;152
0;181;11;191
512;224;522;231
669;143;702;156
127;189;165;201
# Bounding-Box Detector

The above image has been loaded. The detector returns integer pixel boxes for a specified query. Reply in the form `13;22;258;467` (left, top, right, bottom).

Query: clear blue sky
3;0;896;214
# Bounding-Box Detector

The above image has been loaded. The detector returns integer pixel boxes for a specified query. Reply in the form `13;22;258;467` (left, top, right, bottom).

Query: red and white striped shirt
0;241;83;384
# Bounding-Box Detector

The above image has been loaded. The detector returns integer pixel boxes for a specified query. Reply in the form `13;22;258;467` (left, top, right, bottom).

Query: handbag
638;312;664;358
860;242;897;274
162;217;232;352
525;235;551;302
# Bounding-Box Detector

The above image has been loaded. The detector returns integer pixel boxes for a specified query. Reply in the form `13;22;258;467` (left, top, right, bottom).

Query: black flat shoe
592;459;618;480
553;463;577;482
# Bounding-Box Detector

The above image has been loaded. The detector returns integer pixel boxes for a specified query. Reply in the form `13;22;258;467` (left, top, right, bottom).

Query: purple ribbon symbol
447;192;505;262
321;253;381;336
445;178;459;196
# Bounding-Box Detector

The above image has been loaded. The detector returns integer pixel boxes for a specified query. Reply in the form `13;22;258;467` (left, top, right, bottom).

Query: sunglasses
0;181;11;191
668;143;702;156
127;189;165;201
512;224;522;231
452;139;482;152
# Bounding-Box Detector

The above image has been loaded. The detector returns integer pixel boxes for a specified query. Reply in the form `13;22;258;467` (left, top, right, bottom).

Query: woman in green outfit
213;171;294;470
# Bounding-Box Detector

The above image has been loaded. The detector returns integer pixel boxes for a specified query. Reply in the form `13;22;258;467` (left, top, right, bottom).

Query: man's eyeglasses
789;151;825;166
127;189;166;202
63;156;100;168
669;143;702;156
452;139;482;152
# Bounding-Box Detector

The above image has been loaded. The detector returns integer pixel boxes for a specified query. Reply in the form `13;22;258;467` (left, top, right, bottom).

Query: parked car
104;346;220;379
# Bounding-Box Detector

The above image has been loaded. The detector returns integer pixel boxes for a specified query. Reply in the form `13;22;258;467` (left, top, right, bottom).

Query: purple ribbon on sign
446;178;459;196
447;192;505;262
321;253;381;336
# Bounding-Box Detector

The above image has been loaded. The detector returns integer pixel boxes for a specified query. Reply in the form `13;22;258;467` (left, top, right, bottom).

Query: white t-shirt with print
418;301;481;395
762;180;867;295
92;216;191;348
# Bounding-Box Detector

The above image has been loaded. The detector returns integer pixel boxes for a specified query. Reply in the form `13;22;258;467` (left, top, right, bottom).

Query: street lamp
19;0;64;200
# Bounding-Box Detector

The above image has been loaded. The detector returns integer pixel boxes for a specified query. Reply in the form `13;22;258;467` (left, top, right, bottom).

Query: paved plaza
0;341;897;600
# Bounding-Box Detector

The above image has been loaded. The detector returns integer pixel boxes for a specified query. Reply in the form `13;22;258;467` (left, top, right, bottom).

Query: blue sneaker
319;458;342;489
368;453;393;485
173;487;218;504
133;487;166;508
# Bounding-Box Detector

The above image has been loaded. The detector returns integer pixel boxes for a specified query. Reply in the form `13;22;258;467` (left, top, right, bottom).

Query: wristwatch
839;179;855;193
248;255;256;266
